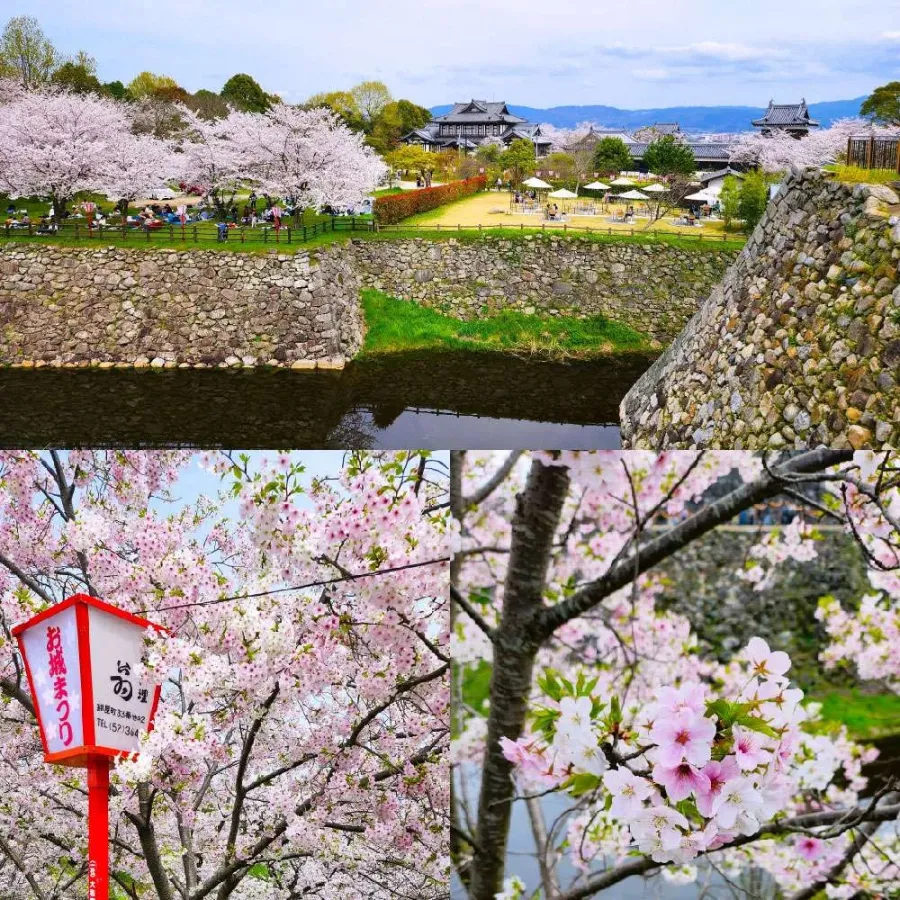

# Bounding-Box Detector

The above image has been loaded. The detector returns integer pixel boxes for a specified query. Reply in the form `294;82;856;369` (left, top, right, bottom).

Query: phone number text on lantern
96;719;141;738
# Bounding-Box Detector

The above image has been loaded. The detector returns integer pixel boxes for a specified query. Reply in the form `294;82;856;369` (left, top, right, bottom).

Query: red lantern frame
14;593;166;766
13;594;168;899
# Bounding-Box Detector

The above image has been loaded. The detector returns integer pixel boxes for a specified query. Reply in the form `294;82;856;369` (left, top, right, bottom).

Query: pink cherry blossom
712;776;765;834
731;724;770;771
630;805;690;852
745;637;791;680
796;836;827;861
604;767;653;818
650;711;716;768
454;451;900;894
652;762;711;802
0;450;449;899
656;682;707;717
695;756;740;816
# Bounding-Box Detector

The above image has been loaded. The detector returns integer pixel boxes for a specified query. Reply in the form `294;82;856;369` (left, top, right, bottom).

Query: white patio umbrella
642;183;669;193
584;181;611;191
548;188;578;199
610;176;635;186
617;190;650;201
522;177;552;189
684;191;716;203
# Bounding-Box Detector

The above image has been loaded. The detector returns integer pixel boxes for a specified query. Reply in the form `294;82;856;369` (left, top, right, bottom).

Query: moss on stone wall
621;169;900;449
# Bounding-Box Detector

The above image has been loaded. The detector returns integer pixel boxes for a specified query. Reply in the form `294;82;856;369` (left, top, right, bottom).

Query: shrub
373;175;486;225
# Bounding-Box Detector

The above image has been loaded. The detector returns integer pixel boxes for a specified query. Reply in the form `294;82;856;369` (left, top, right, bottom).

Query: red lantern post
12;595;167;900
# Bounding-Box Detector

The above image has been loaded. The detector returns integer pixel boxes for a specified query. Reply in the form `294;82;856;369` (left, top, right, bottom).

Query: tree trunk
468;459;570;900
51;193;66;228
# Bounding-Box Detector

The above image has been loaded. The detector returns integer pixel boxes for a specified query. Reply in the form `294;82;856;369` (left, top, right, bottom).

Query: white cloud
633;68;671;81
3;0;895;107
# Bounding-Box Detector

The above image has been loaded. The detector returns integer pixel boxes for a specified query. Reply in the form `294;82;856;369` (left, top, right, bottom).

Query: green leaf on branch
530;706;560;738
706;699;753;727
537;668;564;702
564;772;603;797
734;714;779;738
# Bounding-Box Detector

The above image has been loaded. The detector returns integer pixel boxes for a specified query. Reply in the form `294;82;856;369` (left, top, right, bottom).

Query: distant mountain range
429;98;867;132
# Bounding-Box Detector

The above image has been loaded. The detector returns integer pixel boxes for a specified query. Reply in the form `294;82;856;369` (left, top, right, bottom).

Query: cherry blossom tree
227;104;387;211
173;106;246;218
451;450;900;900
729;118;897;174
0;75;23;105
0;89;174;223
101;133;181;220
0;450;449;900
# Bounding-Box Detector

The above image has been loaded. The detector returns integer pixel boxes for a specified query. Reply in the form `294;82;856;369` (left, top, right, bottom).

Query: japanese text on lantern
46;625;73;747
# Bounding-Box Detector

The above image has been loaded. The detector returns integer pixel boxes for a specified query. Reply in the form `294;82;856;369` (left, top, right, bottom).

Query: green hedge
373;176;486;225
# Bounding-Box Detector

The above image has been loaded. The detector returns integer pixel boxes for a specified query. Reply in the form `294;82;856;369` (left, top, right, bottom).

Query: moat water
0;350;655;448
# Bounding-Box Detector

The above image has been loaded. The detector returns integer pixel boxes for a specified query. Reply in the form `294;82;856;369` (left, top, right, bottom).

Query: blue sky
8;0;899;108
162;450;449;520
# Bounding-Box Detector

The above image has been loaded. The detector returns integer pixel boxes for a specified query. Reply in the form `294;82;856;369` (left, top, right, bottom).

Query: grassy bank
359;290;649;359
818;687;900;740
827;165;900;186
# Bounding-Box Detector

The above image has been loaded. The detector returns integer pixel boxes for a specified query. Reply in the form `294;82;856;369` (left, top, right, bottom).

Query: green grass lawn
817;688;900;740
827;165;899;186
359;290;648;359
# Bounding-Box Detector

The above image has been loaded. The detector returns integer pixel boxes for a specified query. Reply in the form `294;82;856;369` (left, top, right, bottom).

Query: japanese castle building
402;100;552;156
752;99;819;138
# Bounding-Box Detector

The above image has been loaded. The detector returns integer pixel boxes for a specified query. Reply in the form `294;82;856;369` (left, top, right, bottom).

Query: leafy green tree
860;81;900;126
738;169;769;231
351;80;392;126
127;71;180;99
366;99;433;153
221;73;271;113
500;138;537;187
394;99;432;132
592;136;633;175
102;80;128;101
384;145;436;185
187;88;229;120
476;142;501;165
51;61;102;94
718;175;742;229
643;135;696;176
0;15;62;88
305;90;363;130
543;151;577;188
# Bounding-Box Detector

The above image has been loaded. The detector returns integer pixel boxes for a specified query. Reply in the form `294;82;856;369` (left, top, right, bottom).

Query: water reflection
0;350;654;448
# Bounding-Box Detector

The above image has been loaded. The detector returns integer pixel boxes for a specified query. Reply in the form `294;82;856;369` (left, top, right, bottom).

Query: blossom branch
533;449;853;641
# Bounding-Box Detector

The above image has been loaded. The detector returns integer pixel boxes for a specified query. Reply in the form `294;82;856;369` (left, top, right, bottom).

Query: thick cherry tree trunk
468;459;570;900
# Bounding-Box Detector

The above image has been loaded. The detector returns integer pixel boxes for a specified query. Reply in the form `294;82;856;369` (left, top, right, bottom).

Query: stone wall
0;244;363;368
656;526;870;684
621;170;900;449
350;234;738;344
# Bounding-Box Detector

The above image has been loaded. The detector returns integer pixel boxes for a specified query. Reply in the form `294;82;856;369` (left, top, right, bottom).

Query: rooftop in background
433;100;528;125
752;99;820;134
402;99;552;156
